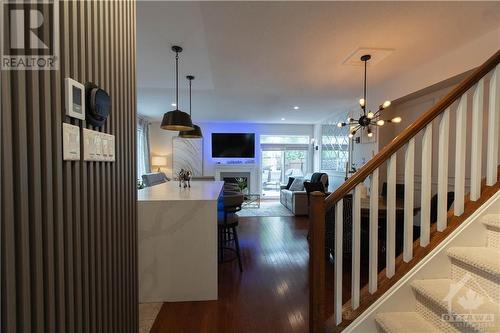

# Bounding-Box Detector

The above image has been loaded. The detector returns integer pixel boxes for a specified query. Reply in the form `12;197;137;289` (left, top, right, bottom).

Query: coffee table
242;194;261;208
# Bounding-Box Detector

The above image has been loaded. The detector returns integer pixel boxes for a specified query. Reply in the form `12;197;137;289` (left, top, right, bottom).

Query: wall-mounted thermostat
62;123;80;160
65;78;86;120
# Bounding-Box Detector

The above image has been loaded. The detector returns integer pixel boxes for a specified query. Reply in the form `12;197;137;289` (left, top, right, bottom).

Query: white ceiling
136;1;500;124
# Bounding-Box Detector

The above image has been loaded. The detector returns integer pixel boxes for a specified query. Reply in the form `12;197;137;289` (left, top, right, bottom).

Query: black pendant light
179;75;203;138
161;46;194;131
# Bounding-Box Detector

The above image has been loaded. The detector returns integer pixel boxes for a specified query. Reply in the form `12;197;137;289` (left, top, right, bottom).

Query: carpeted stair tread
447;247;500;277
411;278;499;333
482;214;500;229
375;312;442;333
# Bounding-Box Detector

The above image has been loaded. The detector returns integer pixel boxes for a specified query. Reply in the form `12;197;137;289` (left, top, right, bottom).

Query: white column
420;124;432;247
487;65;499;186
351;185;361;309
470;79;484;201
386;154;396;278
437;109;450;231
454;94;468;216
403;138;415;262
334;199;343;325
369;168;379;293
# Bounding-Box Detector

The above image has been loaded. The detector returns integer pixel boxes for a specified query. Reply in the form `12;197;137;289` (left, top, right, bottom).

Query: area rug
238;200;294;217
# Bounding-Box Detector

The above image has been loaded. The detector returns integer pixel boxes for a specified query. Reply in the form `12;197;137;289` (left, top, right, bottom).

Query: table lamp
151;155;167;172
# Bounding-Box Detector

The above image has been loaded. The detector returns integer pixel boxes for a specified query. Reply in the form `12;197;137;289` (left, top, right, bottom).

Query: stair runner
375;214;500;333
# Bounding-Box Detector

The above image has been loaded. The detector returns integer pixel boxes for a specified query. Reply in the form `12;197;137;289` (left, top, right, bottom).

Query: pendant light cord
175;51;179;109
363;59;367;115
189;78;192;116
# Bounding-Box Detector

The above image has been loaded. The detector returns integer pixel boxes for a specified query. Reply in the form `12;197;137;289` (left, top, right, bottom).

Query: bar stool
218;191;244;272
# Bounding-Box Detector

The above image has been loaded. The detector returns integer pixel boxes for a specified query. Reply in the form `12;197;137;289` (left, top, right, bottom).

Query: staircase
375;213;500;333
308;50;500;333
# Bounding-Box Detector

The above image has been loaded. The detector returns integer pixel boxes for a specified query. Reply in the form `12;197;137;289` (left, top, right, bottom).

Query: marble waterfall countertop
137;180;224;202
137;180;224;302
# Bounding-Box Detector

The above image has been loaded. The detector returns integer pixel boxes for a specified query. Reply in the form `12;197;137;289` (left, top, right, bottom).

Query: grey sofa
280;173;329;216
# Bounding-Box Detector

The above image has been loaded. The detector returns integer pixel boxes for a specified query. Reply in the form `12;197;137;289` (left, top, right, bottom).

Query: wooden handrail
325;49;500;208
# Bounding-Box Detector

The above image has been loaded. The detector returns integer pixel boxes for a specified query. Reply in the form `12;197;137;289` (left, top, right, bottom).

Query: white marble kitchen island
138;181;224;302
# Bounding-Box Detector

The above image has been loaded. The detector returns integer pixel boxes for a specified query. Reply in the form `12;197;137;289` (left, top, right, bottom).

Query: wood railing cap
325;49;500;208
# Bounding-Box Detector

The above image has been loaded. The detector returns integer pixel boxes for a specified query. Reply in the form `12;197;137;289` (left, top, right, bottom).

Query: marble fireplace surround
214;164;259;194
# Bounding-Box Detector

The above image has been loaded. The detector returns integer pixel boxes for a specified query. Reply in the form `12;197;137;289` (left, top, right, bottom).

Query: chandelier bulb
359;98;365;107
391;116;402;123
367;111;374;119
383;100;391;109
376;119;385;126
337;122;343;128
367;132;373;138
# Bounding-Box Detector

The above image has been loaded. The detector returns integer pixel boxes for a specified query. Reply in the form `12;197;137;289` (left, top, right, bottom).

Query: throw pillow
285;177;295;190
289;177;305;191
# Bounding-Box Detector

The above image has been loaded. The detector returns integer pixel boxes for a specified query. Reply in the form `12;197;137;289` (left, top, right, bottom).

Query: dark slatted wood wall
1;1;137;332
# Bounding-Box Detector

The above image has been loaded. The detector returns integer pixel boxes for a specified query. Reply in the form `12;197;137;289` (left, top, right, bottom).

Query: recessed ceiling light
171;103;177;107
293;106;299;110
281;118;286;121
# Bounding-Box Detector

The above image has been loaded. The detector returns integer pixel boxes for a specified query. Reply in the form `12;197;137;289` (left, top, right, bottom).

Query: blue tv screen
211;133;255;158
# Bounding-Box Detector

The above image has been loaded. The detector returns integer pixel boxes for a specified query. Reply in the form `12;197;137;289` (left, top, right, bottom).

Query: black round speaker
85;82;111;127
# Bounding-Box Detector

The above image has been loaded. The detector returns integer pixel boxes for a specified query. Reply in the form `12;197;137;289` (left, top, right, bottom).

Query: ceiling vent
342;47;394;66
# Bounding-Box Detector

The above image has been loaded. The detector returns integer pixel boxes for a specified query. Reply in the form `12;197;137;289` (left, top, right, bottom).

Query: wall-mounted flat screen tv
211;133;255;158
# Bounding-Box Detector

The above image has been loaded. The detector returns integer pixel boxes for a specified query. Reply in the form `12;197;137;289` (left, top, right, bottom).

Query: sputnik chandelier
337;54;401;139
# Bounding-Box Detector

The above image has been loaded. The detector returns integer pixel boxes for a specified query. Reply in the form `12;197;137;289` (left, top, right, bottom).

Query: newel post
309;191;326;333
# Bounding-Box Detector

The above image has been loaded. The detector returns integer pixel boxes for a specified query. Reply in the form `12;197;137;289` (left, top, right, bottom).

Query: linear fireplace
221;172;251;193
223;176;249;193
215;164;258;194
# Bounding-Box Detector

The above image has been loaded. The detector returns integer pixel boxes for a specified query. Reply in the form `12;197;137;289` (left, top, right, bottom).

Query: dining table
360;196;405;220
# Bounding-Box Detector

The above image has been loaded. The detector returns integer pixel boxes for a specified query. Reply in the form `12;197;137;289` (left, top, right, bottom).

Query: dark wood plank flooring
150;216;312;333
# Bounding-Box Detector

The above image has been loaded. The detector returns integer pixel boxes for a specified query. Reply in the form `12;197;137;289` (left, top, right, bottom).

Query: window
260;135;310;145
260;135;310;197
136;117;150;180
321;124;349;172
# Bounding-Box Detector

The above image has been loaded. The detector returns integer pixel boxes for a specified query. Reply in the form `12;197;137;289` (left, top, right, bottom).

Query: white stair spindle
454;94;468;216
420;124;433;247
470;79;484;201
487;65;499;186
437;109;450;231
369;168;379;293
334;199;343;325
351;185;361;309
386;155;396;278
403;138;415;262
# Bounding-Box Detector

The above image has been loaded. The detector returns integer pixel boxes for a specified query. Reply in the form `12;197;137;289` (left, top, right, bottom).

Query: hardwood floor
150;216;311;333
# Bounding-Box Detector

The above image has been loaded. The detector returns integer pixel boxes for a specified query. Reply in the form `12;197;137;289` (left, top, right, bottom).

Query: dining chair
413;192;455;241
381;182;405;200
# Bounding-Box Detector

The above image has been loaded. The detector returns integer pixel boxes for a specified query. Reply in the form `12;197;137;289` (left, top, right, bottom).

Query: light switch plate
100;133;116;161
83;128;96;161
107;134;115;161
83;129;116;162
62;123;80;160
